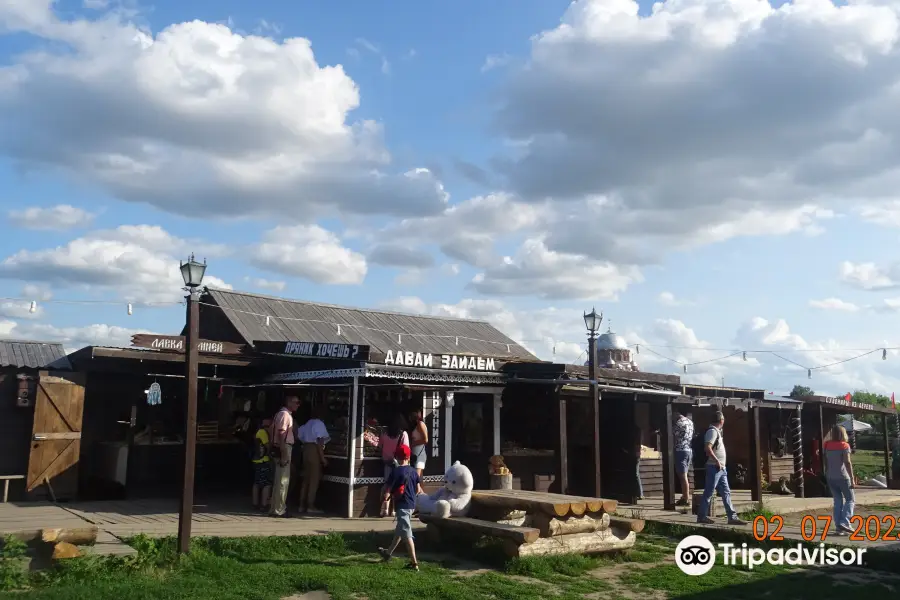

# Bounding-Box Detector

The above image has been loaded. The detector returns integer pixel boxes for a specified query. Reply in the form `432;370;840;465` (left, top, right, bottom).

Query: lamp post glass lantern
180;254;207;288
583;308;602;336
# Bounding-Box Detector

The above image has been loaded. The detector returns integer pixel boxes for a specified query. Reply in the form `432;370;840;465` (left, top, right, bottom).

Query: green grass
2;529;897;600
852;450;889;479
739;502;775;521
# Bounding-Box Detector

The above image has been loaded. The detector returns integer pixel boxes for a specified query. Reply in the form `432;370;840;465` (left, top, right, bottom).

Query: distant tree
850;391;893;432
789;385;815;398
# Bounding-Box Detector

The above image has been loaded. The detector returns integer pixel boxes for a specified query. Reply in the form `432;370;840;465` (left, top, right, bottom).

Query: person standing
251;417;274;512
270;396;299;518
697;411;746;525
379;414;409;517
673;410;695;506
378;444;423;571
408;409;429;478
824;425;855;535
297;405;331;515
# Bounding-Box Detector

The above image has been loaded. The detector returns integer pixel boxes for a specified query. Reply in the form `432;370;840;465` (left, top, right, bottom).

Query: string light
2;293;896;375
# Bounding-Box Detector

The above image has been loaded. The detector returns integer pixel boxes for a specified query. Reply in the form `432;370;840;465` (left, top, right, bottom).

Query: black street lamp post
177;254;206;555
583;308;603;497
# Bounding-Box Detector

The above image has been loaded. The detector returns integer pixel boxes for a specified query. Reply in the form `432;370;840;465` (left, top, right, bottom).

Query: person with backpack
251;417;274;512
379;413;409;517
377;444;423;571
696;411;747;526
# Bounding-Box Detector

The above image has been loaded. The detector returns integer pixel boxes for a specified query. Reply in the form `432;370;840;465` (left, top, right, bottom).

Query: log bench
421;489;641;558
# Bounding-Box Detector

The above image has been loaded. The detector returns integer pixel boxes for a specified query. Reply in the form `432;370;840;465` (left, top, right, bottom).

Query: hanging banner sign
823;396;876;411
384;350;497;372
131;334;246;355
254;340;371;361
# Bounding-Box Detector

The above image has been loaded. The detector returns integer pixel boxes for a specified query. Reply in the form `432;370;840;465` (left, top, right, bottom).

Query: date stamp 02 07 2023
751;514;900;543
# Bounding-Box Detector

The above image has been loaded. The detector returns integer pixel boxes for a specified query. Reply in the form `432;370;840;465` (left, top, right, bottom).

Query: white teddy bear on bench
416;461;473;518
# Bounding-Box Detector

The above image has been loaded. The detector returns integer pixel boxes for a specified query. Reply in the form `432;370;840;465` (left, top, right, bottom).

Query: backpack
707;426;722;452
251;429;270;461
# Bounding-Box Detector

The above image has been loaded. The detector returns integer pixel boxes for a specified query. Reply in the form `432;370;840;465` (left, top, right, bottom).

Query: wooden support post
631;394;640;505
749;405;762;502
792;406;804;499
661;402;675;511
883;414;892;487
444;391;455;472
592;383;601;498
818;405;825;475
493;393;502;457
556;387;569;495
347;377;359;519
177;288;200;554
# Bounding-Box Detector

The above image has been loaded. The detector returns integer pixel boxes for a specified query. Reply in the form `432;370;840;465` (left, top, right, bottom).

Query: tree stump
490;474;513;490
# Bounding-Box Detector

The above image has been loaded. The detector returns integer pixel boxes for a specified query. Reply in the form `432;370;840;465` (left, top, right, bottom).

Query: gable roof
0;339;71;369
203;288;539;362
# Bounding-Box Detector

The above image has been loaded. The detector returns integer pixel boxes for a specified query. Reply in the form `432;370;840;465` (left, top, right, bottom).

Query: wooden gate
26;372;86;498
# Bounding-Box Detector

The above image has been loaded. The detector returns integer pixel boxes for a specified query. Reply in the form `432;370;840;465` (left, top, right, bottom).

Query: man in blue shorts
673;409;694;506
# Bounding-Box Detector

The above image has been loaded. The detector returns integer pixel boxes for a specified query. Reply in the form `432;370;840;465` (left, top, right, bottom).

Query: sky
2;0;900;397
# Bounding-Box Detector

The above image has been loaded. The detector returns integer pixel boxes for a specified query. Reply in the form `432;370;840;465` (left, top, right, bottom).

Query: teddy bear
416;461;473;519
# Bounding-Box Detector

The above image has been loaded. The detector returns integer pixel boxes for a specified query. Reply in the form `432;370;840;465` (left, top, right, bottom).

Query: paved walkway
625;487;900;551
1;497;404;556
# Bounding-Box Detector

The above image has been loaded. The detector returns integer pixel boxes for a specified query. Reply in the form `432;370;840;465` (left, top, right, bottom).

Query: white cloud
485;0;900;265
468;238;642;300
243;277;286;292
481;53;512;73
658;291;695;307
0;5;446;221
808;297;860;312
840;260;900;290
250;225;367;285
368;243;434;269
2;320;148;353
8;205;95;230
0;225;231;302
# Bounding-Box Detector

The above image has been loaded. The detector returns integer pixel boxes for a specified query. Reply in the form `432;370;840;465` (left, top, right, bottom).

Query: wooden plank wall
0;368;34;501
639;457;694;497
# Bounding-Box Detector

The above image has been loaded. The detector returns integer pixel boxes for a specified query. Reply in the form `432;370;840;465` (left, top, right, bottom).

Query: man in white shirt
298;405;331;514
269;396;299;518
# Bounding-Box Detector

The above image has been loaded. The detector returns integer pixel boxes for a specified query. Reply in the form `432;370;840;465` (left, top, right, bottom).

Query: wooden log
468;505;527;522
470;490;618;517
420;516;540;544
506;529;637;558
531;512;611;537
41;527;98;545
608;516;644;534
52;542;82;560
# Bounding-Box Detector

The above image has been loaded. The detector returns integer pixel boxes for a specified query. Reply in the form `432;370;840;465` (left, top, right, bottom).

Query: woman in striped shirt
823;425;855;536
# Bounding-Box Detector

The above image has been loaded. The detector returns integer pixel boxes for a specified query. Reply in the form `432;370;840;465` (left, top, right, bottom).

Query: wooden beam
592;384;602;498
883;414;893;488
469;490;617;517
419;516;540;544
749;405;762;502
661;402;675;510
507;529;637;558
530;512;610;537
608;515;645;534
817;404;825;476
557;388;569;495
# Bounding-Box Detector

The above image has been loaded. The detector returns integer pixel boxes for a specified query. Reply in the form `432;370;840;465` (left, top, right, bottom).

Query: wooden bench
420;515;540;545
0;475;24;503
421;489;642;558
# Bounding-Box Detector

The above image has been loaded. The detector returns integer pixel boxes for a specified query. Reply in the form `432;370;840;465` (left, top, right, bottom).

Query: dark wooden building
0;339;74;502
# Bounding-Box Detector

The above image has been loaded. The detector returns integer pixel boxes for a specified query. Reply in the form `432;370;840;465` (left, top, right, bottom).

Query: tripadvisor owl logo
675;535;716;576
675;534;867;576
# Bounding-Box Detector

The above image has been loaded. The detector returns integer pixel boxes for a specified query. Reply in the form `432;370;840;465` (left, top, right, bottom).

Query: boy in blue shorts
378;444;423;571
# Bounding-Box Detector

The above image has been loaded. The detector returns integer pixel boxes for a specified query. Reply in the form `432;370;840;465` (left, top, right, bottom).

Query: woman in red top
823;425;855;535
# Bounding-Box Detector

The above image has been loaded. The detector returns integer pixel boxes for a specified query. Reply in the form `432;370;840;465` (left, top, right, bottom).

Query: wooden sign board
253;341;371;361
384;350;502;372
131;334;246;355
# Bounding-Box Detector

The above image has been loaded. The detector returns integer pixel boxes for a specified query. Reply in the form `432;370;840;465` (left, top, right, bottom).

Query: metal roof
204;288;540;361
0;339;71;369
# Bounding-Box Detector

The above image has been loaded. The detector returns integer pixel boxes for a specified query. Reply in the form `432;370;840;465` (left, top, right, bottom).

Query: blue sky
1;0;900;397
